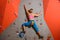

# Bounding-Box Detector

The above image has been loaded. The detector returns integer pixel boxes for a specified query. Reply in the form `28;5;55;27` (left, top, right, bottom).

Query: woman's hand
34;13;40;17
23;4;26;9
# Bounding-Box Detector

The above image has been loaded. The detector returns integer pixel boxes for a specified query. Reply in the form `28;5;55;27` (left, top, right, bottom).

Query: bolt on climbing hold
16;31;19;35
25;19;27;22
25;37;27;40
40;3;41;6
36;20;38;21
29;2;31;5
13;22;16;25
40;23;43;25
8;34;10;37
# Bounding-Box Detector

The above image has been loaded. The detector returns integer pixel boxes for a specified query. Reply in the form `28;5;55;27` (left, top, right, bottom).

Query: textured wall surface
44;0;60;40
0;0;20;34
0;0;54;40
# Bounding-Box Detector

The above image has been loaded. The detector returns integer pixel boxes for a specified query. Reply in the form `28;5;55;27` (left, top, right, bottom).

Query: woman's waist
29;15;34;19
29;19;34;21
28;19;35;22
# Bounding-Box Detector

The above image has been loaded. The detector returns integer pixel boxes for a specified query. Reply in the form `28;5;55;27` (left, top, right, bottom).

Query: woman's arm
23;4;29;14
23;4;30;21
34;13;40;17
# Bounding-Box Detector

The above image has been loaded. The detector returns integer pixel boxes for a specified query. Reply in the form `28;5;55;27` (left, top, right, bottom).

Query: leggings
22;20;39;32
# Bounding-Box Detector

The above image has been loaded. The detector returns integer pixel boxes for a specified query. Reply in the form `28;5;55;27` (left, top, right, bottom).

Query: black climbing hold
40;23;43;25
29;2;31;5
36;20;38;21
8;34;10;37
13;22;16;25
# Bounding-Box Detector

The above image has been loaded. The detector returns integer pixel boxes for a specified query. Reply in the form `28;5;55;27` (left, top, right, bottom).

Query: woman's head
28;8;33;13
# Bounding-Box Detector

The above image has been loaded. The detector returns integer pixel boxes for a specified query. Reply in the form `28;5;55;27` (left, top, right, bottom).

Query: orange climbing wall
43;0;49;16
0;0;20;34
43;0;60;40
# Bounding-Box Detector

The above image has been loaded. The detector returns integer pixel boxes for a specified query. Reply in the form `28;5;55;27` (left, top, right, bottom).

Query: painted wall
43;0;60;40
0;0;20;34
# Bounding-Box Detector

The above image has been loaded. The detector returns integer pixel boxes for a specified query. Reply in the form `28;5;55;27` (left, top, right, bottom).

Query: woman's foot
19;31;25;38
39;35;43;39
36;32;43;39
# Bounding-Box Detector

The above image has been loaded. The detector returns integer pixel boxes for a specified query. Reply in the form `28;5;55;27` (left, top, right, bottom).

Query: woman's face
30;10;33;13
28;9;33;13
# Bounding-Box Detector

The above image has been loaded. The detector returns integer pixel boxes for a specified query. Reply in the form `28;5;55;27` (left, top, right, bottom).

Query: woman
19;4;43;39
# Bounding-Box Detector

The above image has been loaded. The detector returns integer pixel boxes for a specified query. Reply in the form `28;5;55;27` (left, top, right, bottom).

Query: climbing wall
0;0;20;34
0;0;54;40
44;0;60;40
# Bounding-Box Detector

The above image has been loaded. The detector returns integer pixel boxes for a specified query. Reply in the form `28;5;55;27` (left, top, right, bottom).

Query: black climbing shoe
39;35;43;39
19;31;25;38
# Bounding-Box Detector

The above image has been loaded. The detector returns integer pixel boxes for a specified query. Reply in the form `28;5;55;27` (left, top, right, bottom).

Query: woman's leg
22;25;26;33
32;21;43;39
21;21;31;33
19;21;32;38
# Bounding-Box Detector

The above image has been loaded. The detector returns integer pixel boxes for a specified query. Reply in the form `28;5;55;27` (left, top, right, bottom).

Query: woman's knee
22;23;25;27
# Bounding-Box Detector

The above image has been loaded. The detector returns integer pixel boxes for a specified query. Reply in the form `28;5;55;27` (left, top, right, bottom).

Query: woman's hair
28;8;33;13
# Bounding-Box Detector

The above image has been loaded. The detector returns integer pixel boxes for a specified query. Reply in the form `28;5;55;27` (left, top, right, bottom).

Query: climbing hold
16;31;19;35
29;2;31;5
25;37;27;40
34;36;36;40
8;34;10;37
40;3;41;6
25;19;27;22
40;23;43;25
13;22;16;25
36;20;38;21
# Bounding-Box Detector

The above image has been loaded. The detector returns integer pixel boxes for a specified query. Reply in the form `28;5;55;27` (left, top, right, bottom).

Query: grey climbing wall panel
0;0;54;40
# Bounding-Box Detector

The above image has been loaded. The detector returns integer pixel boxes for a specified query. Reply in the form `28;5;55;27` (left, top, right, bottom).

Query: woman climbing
19;4;43;39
